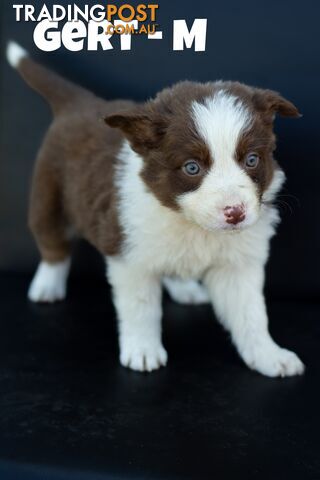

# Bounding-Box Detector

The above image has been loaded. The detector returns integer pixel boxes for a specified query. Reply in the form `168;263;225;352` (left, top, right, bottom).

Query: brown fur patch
223;82;300;196
22;57;136;259
235;118;276;197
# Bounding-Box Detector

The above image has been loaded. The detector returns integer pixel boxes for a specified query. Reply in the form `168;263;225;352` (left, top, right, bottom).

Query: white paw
28;259;70;303
241;341;305;378
163;278;210;305
120;341;168;372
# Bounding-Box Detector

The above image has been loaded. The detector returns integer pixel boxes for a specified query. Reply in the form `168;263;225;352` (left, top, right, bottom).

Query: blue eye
183;160;201;176
245;153;259;168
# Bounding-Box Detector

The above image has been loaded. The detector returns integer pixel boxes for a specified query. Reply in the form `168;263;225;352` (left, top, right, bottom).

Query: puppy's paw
28;279;66;303
163;278;210;305
28;260;70;303
242;342;305;378
120;341;168;372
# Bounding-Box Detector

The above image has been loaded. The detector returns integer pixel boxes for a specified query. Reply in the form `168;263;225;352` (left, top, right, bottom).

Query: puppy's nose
224;204;246;225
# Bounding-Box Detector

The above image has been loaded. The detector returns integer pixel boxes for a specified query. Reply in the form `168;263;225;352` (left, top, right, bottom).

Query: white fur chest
123;206;224;278
115;143;279;279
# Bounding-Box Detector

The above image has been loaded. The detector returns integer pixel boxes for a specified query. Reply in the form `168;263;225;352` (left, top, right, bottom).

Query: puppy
7;41;304;377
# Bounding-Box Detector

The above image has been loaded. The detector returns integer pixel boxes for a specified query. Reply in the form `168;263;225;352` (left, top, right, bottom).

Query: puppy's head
105;81;300;231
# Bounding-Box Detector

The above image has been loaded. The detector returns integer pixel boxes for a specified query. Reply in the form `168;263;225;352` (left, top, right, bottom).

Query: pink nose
224;204;246;225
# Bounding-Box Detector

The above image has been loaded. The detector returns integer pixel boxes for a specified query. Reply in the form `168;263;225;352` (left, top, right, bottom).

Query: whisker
262;188;301;217
277;193;301;209
262;199;294;215
277;200;293;215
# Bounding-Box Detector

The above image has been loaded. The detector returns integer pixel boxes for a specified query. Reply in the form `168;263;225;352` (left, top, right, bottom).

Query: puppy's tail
6;41;92;115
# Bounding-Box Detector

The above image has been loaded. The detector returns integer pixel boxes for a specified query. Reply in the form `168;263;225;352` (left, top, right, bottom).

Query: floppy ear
252;89;301;119
105;109;168;154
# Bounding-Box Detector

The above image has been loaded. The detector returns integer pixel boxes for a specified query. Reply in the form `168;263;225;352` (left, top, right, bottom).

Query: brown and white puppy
7;41;304;377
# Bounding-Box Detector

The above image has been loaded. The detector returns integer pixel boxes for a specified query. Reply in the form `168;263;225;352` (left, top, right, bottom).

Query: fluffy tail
6;41;91;115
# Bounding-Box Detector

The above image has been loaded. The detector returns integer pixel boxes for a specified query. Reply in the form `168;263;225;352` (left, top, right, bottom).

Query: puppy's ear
253;89;301;120
105;108;168;154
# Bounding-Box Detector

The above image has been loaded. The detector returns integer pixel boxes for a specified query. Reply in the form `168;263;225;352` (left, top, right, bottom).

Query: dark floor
0;273;319;480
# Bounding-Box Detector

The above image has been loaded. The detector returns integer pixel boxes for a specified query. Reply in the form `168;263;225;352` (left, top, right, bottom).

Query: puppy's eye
245;153;259;169
183;160;201;176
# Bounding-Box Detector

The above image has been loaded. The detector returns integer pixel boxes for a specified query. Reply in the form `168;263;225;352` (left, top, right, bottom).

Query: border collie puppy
7;41;304;377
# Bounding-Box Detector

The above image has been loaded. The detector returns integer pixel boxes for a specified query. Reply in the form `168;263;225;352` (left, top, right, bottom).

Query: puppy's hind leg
28;259;71;303
28;148;72;303
163;277;210;305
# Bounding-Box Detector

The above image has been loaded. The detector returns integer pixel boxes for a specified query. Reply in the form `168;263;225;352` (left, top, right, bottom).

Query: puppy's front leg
107;258;167;372
204;264;304;377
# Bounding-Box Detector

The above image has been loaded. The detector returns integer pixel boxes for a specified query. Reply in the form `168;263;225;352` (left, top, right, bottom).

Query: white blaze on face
178;90;259;231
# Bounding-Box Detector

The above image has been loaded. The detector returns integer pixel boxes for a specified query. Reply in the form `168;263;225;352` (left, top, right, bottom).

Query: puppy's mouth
219;222;251;233
210;223;250;234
